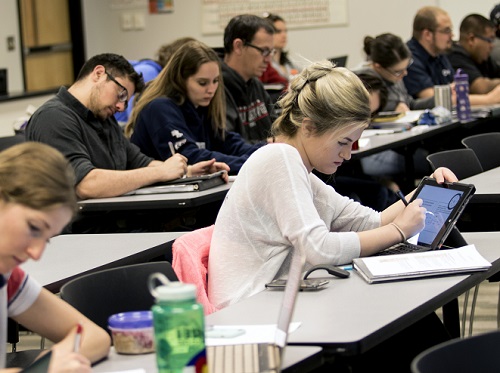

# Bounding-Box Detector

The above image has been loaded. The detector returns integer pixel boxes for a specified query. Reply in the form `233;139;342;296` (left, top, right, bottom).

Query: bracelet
390;222;407;242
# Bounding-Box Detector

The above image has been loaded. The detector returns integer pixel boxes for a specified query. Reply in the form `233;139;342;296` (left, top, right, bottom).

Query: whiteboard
201;0;348;35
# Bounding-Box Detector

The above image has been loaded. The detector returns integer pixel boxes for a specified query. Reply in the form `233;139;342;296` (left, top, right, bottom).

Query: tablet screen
409;177;475;249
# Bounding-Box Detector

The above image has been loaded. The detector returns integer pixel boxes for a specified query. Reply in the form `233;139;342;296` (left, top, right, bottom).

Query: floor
8;279;499;354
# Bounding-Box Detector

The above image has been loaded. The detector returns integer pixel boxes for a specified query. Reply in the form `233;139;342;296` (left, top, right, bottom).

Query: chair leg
468;284;480;336
461;289;469;338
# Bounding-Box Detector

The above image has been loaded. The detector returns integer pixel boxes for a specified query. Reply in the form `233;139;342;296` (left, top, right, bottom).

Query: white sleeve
9;273;42;317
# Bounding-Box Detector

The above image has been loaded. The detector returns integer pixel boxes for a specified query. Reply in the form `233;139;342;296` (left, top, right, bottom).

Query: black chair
411;330;500;373
426;148;483;180
328;55;348;67
59;262;178;335
461;132;500;172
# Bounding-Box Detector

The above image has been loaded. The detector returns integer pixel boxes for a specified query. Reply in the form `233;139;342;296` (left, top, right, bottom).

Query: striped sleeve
7;267;42;317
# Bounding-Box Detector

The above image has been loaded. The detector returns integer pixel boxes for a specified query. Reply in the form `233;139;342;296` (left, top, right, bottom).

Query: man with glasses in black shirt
221;14;277;144
448;14;500;95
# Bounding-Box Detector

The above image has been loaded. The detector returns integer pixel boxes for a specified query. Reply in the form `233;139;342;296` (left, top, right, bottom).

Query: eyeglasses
105;71;129;109
244;42;276;57
384;59;414;77
473;34;495;44
434;27;453;35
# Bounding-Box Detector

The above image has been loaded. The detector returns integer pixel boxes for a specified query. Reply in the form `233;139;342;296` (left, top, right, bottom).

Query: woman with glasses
356;33;434;112
126;40;264;174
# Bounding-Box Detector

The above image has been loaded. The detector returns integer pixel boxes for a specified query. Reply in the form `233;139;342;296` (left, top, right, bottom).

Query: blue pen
341;265;353;271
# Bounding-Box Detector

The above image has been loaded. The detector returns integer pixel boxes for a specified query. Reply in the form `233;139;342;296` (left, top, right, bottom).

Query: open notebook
206;248;305;373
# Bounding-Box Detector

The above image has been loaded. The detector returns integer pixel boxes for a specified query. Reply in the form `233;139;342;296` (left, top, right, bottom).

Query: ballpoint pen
168;141;176;157
73;323;82;353
395;190;408;206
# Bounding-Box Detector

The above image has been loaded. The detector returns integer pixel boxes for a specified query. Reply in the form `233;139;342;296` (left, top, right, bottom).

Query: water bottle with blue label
454;68;472;123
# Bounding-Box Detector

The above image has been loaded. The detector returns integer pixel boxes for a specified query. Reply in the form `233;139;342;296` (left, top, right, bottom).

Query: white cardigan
208;144;381;309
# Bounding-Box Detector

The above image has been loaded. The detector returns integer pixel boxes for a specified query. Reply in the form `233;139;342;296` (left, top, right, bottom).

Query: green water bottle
148;273;206;373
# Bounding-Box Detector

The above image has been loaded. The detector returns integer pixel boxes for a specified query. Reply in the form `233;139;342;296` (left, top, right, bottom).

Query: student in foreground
0;142;110;372
208;61;455;372
126;40;262;174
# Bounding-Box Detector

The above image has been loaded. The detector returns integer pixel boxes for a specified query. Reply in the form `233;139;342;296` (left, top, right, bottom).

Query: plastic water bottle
149;273;206;373
454;68;472;123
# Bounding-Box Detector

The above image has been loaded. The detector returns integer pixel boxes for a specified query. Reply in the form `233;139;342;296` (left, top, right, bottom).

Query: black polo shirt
404;38;455;98
26;87;153;185
448;42;500;85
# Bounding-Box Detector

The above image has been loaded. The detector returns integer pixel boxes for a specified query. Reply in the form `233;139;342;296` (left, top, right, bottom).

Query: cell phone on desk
265;279;329;291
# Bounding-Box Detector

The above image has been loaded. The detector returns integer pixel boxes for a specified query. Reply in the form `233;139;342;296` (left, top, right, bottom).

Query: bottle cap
154;282;197;301
454;68;468;81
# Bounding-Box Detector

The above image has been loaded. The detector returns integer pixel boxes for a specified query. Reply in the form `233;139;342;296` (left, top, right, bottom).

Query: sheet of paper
205;322;301;346
363;245;490;276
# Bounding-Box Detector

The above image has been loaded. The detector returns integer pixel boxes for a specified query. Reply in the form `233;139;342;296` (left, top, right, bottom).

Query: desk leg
442;299;460;338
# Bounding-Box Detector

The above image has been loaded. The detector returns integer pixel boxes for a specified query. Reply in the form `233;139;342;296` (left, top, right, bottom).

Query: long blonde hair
126;40;226;138
0;142;77;213
272;60;371;138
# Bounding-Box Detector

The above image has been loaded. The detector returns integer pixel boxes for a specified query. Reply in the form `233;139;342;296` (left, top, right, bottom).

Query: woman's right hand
392;198;426;239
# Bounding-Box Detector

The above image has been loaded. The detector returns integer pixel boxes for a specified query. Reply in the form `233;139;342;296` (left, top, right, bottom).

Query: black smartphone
265;279;329;291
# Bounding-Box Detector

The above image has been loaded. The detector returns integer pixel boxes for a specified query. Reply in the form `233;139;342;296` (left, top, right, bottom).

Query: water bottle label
153;311;206;373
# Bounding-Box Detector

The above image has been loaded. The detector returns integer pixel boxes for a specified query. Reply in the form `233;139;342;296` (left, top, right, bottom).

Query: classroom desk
461;166;500;204
352;119;461;159
206;232;500;357
21;232;184;293
93;346;324;373
78;182;232;212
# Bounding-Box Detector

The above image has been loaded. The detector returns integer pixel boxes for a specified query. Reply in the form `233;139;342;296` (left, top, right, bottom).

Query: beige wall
0;0;496;136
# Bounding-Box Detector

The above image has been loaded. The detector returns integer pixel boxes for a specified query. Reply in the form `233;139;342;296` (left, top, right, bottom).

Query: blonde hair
272;61;370;138
0;142;77;214
126;40;225;139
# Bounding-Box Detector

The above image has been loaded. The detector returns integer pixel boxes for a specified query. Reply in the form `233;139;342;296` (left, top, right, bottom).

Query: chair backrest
60;262;178;335
0;135;24;151
426;148;483;180
461;132;500;171
411;330;500;372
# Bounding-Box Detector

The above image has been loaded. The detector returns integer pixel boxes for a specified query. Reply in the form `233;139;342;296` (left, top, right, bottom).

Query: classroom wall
0;0;497;136
81;0;496;70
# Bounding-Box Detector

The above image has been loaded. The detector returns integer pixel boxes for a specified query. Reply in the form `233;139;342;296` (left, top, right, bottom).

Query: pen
168;141;176;157
395;190;409;206
341;265;353;271
73;323;82;353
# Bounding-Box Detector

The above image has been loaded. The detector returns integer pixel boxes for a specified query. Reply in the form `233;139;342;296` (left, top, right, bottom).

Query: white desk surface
21;232;184;292
207;232;500;355
461;166;500;202
93;346;323;373
352;119;461;159
78;182;232;212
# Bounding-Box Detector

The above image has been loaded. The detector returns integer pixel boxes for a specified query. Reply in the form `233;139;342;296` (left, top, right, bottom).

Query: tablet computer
407;176;476;251
20;350;51;373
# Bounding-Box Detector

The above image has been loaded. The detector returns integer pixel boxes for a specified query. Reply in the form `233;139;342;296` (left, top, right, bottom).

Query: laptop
375;177;475;256
206;247;305;373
